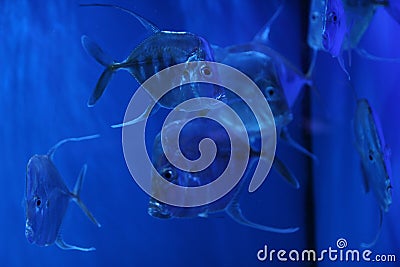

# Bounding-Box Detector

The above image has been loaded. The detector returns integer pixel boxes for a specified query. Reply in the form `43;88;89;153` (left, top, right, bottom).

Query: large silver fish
81;4;222;111
148;119;299;233
25;135;101;251
353;98;392;248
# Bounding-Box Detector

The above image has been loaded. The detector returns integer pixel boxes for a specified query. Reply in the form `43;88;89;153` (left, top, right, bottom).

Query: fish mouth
148;199;171;219
25;220;35;244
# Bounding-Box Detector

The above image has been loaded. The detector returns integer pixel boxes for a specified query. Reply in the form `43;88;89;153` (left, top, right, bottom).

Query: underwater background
1;0;399;266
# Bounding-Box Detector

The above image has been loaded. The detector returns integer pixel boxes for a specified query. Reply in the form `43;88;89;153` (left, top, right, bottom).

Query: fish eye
267;87;275;96
36;198;41;207
201;65;212;77
162;168;175;180
368;151;374;161
328;11;338;23
311;11;319;22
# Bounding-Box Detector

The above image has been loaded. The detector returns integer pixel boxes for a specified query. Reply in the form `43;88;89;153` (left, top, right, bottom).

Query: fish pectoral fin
226;201;299;234
361;209;384;248
272;156;300;189
280;128;318;162
72;165;101;227
56;236;96;252
111;104;158;128
360;162;370;193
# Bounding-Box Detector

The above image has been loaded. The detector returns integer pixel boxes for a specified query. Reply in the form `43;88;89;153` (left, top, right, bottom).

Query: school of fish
24;1;398;251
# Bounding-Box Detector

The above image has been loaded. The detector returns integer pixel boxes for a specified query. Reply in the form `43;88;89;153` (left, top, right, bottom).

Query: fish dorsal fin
80;4;160;34
71;164;101;227
56;235;96;252
47;134;100;160
272;155;300;189
226;200;299;233
253;0;285;44
361;208;383;248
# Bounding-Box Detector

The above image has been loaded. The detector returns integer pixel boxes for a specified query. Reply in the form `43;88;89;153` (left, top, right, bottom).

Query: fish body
212;44;316;161
25;135;101;251
353;98;392;247
148;119;298;233
81;4;222;108
354;98;392;212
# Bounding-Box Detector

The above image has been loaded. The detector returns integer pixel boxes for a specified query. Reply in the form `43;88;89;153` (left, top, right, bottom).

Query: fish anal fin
361;209;383;248
72;165;101;228
111;104;158;128
226;200;299;233
337;55;351;80
360;162;370;193
280;128;318;162
56;236;95;252
273;156;300;189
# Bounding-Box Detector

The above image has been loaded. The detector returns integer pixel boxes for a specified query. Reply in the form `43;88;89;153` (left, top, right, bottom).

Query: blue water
1;1;399;266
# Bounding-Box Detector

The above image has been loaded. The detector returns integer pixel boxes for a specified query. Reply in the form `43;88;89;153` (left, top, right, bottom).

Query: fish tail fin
72;164;101;228
272;155;300;189
361;209;384;248
226;201;299;233
56;235;96;252
47;134;100;160
81;35;118;107
280;127;318;162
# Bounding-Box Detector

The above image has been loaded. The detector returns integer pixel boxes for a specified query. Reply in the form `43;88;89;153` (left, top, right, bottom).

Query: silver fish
353;98;392;248
212;46;316;161
309;0;399;78
81;4;222;109
25;135;101;251
148;119;299;233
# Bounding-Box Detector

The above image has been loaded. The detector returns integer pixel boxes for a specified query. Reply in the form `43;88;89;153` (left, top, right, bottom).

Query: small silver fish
81;4;222;109
25;135;101;251
148;119;299;233
353;98;392;248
